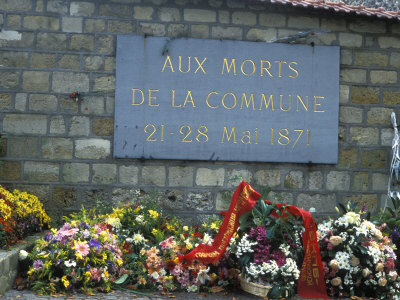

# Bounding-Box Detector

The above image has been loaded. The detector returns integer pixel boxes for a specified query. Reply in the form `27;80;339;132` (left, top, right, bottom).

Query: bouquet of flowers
318;204;400;299
25;210;127;295
115;201;237;292
233;200;304;298
0;185;50;249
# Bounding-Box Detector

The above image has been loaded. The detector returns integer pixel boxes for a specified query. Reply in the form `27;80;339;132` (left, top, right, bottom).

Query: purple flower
33;260;44;270
79;222;89;229
88;239;101;250
271;250;286;267
361;205;366;213
44;233;53;241
391;227;400;242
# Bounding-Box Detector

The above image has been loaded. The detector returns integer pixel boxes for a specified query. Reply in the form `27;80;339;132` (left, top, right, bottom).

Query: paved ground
0;289;329;300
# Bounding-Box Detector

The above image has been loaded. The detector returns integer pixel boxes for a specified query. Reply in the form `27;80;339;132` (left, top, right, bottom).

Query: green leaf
239;211;251;225
267;226;275;239
268;285;280;298
114;274;128;285
260;186;271;201
338;203;347;214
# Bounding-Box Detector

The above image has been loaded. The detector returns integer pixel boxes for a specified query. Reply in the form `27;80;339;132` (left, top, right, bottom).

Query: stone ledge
0;233;44;296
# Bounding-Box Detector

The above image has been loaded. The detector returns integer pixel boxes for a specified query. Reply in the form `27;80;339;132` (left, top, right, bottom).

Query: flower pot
239;273;272;297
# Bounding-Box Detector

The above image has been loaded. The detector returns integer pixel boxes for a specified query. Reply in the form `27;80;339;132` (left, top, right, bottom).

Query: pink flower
74;241;90;257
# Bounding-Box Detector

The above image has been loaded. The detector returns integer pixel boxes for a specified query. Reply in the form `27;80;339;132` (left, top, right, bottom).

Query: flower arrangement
0;185;50;249
25;210;127;295
318;204;400;299
233;200;304;298
376;192;400;274
115;201;237;292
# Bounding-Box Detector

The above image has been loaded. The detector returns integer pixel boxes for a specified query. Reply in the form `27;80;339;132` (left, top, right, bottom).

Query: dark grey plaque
114;35;339;163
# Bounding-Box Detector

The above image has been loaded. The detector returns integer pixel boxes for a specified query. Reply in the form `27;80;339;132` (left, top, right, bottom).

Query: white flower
202;233;213;245
64;260;76;267
335;251;351;270
344;211;360;225
105;217;121;229
19;250;28;260
135;215;144;224
151;271;159;280
196;267;211;284
132;233;145;244
187;285;198;292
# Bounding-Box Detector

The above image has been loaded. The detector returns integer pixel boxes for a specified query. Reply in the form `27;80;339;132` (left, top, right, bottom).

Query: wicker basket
238;274;272;298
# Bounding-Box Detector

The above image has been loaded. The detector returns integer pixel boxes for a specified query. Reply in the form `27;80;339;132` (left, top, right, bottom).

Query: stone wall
0;0;399;224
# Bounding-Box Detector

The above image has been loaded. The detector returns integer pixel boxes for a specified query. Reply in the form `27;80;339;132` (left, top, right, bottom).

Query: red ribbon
264;200;329;299
180;181;329;299
179;181;260;264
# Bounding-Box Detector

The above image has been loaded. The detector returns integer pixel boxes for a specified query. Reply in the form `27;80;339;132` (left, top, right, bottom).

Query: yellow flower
183;226;189;231
152;228;158;235
148;210;159;219
61;276;70;288
186;242;193;250
27;267;35;276
210;222;218;230
75;252;83;260
116;259;123;266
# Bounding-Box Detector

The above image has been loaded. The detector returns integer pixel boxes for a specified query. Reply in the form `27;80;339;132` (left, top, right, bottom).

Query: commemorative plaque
114;36;339;163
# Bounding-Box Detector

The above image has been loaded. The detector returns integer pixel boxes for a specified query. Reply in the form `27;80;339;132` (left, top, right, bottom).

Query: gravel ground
0;289;332;300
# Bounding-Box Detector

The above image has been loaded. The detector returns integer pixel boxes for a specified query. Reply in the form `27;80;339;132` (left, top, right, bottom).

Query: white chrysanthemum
368;246;382;264
236;234;258;257
135;215;144;224
279;244;291;256
335;251;351;270
132;233;145;244
317;221;333;240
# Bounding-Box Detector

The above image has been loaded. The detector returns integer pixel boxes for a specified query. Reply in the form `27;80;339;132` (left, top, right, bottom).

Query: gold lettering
255;128;258;145
314;96;325;112
148;89;159;107
240;59;256;76
241;130;251;144
221;58;236;75
194;57;207;74
289;61;299;78
296;95;308;111
221;127;237;144
293;129;304;148
278;128;290;145
206;91;219;109
161;56;174;72
183;90;196;107
132;88;145;105
240;93;255;110
222;92;237;109
280;94;291;111
260;60;273;77
274;60;287;77
259;93;275;111
178;56;190;73
171;89;181;107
